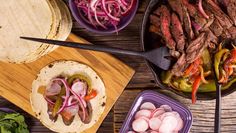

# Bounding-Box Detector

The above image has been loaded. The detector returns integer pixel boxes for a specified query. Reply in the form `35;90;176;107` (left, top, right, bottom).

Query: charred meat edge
160;5;176;50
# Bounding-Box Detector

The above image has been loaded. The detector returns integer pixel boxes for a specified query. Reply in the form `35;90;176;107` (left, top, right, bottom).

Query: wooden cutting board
0;33;135;133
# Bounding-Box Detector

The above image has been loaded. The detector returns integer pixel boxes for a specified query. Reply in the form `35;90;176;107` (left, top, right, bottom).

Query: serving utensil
20;36;171;70
213;72;221;133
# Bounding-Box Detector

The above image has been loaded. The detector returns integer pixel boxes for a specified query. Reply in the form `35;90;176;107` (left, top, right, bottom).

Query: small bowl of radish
120;90;193;133
69;0;138;34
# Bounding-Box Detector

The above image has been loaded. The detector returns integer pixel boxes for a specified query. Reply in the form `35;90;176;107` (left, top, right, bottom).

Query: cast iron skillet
141;0;236;100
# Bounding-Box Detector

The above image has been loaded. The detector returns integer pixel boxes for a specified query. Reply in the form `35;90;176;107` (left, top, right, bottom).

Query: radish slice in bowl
140;102;156;110
120;91;192;133
132;117;149;132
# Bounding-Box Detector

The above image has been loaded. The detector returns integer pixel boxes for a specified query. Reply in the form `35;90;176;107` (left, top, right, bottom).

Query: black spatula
20;36;172;70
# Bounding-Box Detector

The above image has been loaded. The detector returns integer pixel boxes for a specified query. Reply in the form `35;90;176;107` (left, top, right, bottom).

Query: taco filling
41;74;97;125
31;61;106;132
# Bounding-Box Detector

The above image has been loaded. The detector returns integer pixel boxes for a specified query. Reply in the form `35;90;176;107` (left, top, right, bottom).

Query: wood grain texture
114;89;236;133
0;97;113;133
0;33;134;133
2;0;236;132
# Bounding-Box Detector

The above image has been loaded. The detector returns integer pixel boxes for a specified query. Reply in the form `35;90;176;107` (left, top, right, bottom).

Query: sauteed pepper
214;43;236;84
162;52;212;104
214;48;229;80
191;75;201;104
52;87;66;117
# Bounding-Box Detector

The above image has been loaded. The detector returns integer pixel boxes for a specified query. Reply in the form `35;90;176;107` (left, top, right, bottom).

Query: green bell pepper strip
201;49;212;71
214;49;229;79
161;71;173;84
222;77;236;89
52;87;65;117
67;74;92;93
172;79;217;93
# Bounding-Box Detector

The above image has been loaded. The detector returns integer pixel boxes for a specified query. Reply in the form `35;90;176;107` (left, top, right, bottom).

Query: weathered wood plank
0;97;114;133
114;89;236;133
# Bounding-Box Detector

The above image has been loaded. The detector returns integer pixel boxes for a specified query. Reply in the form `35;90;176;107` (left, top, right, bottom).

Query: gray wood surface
1;0;236;133
114;89;236;133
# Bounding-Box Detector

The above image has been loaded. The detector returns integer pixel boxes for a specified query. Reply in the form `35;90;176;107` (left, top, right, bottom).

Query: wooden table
1;0;236;132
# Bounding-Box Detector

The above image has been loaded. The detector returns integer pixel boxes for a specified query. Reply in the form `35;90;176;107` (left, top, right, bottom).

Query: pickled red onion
74;0;135;32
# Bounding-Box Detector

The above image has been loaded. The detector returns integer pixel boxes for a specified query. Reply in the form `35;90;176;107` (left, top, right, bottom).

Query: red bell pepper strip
184;58;202;76
84;89;97;101
192;75;201;104
223;49;236;82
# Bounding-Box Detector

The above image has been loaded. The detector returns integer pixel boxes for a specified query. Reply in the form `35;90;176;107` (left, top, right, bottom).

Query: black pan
140;0;236;100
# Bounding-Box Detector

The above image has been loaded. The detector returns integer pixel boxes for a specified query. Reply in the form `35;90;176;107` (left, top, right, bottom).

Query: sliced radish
127;131;136;133
149;131;159;133
71;81;87;97
132;117;149;132
160;105;172;112
151;108;165;118
140;102;156;110
159;115;178;132
134;109;152;119
149;117;162;131
137;116;150;122
159;112;176;121
175;116;184;131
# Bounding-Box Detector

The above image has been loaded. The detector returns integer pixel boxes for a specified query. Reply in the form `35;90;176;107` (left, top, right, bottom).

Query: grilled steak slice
168;0;184;22
226;26;236;38
210;19;223;37
153;6;162;17
221;26;236;39
160;5;176;50
150;14;160;26
186;33;205;53
183;6;194;40
186;33;206;63
171;13;185;52
204;0;233;29
222;29;232;38
182;0;207;28
78;101;92;124
149;25;161;36
225;0;236;26
171;53;187;76
149;14;161;36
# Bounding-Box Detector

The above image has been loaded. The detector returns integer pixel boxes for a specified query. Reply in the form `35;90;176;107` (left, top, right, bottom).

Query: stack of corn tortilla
0;0;72;63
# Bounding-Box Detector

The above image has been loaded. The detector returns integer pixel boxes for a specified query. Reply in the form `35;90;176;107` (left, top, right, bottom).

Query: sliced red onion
119;0;128;7
82;98;87;107
94;0;108;29
192;21;202;31
74;0;135;33
101;0;120;22
68;86;86;121
67;96;74;105
44;96;55;105
87;4;97;28
50;78;70;114
90;0;98;11
71;81;87;97
121;0;135;16
198;0;209;19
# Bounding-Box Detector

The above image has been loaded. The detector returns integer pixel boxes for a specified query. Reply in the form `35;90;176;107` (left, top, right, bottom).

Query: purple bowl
69;0;139;34
0;107;16;113
119;90;193;133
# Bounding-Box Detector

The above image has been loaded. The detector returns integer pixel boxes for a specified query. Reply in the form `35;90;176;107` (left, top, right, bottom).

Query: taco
30;60;106;132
